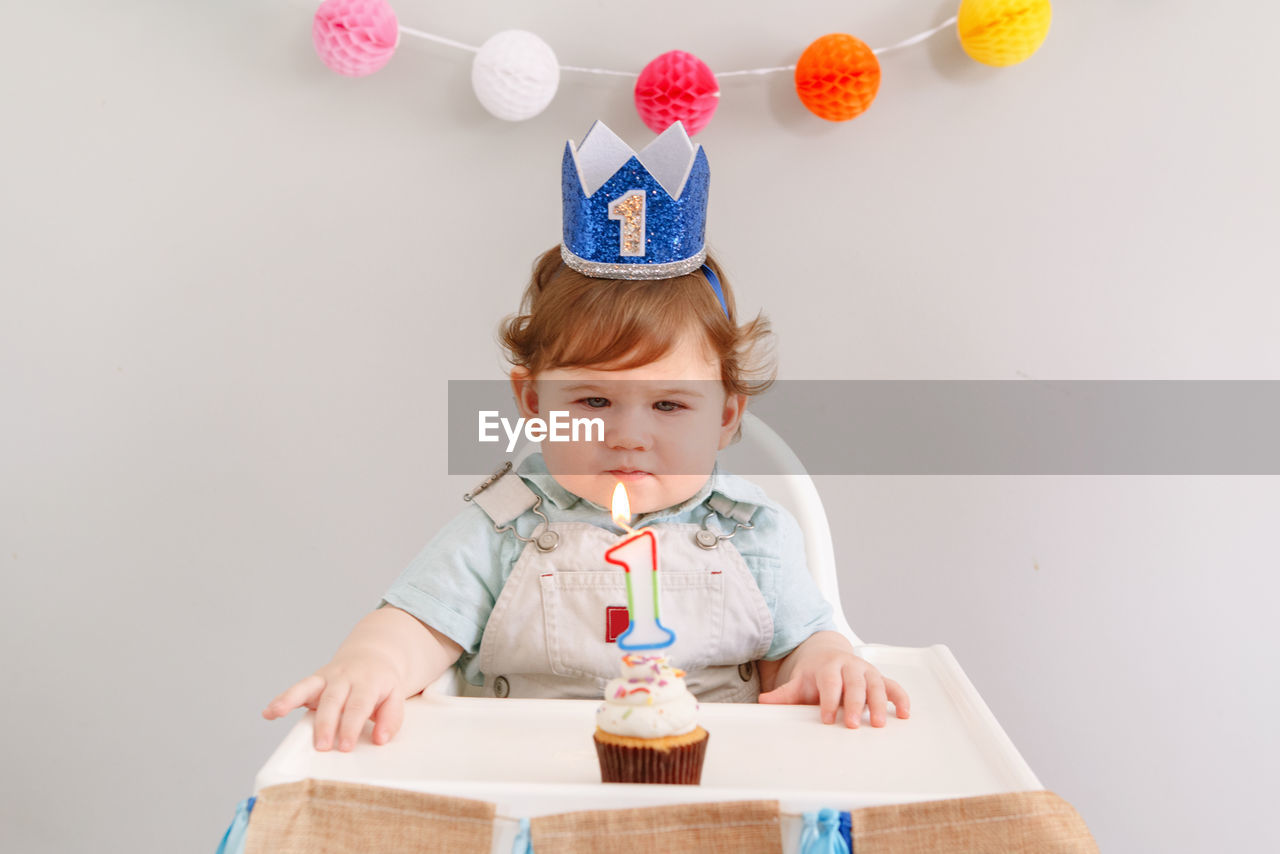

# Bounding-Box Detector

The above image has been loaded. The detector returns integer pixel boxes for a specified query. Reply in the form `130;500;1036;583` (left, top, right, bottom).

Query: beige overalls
464;465;774;703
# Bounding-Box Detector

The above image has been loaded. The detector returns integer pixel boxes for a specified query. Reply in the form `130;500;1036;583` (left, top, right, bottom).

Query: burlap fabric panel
851;791;1098;854
244;779;495;854
240;782;1094;853
530;799;782;854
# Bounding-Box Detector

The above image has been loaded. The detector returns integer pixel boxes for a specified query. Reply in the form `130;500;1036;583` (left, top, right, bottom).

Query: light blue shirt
381;453;836;685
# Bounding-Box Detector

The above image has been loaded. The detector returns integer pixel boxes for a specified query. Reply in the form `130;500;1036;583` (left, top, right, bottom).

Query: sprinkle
623;709;633;719
614;687;626;698
659;680;668;687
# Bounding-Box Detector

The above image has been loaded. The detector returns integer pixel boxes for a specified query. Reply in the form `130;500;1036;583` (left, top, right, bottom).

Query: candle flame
611;482;633;531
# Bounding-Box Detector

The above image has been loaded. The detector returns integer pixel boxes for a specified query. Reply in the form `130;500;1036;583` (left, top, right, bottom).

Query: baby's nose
606;430;648;452
605;412;651;451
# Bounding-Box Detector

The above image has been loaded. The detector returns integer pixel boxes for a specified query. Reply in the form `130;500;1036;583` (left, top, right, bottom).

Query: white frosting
595;654;699;738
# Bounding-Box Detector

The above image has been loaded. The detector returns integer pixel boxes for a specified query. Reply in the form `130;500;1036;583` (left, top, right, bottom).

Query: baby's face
513;333;744;515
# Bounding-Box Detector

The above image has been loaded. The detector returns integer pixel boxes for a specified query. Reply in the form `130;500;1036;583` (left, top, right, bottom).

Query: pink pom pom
634;50;720;136
312;0;399;77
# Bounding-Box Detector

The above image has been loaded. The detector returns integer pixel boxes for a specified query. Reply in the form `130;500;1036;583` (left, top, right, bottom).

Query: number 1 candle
605;482;676;650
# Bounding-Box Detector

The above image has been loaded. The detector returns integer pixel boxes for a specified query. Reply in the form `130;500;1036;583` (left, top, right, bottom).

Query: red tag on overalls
605;606;630;643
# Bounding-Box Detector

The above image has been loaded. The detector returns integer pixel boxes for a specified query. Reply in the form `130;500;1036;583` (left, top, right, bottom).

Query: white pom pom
471;30;560;122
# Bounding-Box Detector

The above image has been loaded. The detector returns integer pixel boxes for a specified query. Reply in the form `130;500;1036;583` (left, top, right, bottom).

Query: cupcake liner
594;730;708;785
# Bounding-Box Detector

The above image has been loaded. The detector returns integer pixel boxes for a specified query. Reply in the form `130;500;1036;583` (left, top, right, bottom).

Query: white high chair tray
255;644;1040;848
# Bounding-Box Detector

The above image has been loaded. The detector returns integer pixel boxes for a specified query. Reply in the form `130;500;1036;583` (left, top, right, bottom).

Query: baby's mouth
607;469;651;481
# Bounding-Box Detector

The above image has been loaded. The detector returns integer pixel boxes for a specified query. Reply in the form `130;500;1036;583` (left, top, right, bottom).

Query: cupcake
593;653;708;784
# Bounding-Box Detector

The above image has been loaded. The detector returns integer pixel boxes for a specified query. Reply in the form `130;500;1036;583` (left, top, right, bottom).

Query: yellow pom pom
957;0;1052;67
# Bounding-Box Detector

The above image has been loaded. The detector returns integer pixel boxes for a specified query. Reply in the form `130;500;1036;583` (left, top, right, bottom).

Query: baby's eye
654;400;685;412
578;397;610;408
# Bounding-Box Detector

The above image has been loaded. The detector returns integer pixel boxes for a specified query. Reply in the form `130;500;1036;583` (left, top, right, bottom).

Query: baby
264;121;909;752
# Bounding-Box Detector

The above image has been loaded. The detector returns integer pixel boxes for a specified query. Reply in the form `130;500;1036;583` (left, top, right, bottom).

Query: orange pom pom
794;33;881;122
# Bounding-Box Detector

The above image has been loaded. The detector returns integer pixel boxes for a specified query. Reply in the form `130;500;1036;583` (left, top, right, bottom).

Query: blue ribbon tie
215;796;255;854
512;816;534;854
798;807;851;854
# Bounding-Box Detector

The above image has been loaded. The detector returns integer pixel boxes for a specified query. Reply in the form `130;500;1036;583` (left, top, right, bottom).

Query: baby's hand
262;648;406;752
757;632;910;728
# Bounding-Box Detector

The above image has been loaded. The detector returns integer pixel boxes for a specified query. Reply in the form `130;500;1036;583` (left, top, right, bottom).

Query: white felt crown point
472;30;560;122
570;120;700;199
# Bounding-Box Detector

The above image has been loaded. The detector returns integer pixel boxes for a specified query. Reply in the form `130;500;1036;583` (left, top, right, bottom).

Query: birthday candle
605;483;676;650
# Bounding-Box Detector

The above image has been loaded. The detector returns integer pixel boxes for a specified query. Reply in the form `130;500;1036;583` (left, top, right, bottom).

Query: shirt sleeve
379;501;517;656
759;502;838;660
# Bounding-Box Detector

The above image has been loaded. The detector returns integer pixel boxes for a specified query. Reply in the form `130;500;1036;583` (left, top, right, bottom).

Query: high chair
244;413;1064;854
716;411;862;646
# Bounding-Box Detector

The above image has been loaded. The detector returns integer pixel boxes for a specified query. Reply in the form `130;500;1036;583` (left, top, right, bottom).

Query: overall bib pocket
539;567;724;679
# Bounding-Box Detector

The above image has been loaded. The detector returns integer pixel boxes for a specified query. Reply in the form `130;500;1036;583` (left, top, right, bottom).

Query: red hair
500;246;776;397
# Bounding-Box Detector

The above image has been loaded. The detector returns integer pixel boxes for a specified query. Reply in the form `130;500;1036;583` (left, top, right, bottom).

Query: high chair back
722;411;862;646
426;412;859;696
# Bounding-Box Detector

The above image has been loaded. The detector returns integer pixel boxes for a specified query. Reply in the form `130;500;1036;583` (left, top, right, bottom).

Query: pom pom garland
312;0;399;78
633;51;720;136
308;4;1052;128
794;34;881;122
957;0;1053;67
471;30;561;121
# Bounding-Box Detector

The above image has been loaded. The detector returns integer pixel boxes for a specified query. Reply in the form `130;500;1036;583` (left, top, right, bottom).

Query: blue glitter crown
561;120;709;280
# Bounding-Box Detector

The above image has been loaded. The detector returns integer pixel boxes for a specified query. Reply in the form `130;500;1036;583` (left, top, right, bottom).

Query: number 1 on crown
608;191;646;257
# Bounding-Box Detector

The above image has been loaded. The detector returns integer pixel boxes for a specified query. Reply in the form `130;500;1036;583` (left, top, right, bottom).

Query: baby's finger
841;663;866;729
371;691;405;745
817;667;843;725
313;681;351;751
758;678;805;705
865;670;888;727
335;685;380;752
263;675;324;719
885;678;911;718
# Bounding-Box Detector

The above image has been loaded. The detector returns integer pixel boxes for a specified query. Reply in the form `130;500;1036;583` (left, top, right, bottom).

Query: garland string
396;15;960;78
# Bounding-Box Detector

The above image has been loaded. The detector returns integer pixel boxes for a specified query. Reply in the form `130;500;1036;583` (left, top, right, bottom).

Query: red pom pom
634;51;720;135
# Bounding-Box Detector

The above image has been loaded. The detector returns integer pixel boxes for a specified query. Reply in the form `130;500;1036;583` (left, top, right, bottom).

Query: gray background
2;1;1276;851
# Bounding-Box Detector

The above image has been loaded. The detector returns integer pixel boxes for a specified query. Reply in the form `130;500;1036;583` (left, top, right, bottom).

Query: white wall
2;1;1276;851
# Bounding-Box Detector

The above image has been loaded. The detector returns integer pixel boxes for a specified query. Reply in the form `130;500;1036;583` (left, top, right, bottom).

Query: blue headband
701;263;729;318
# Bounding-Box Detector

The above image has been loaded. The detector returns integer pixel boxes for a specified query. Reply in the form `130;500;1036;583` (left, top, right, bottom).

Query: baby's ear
510;369;539;418
718;393;747;450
